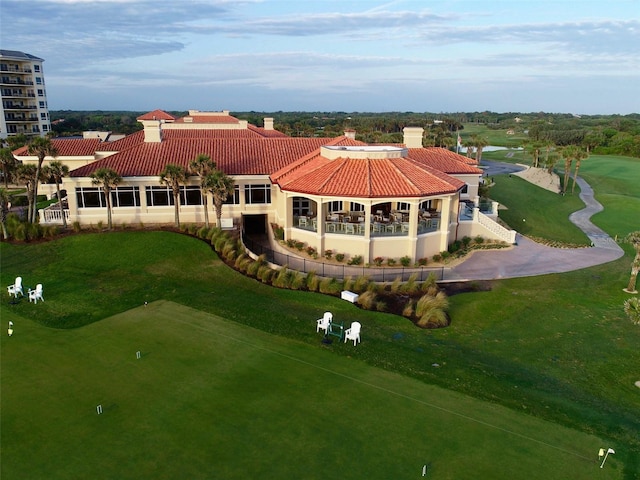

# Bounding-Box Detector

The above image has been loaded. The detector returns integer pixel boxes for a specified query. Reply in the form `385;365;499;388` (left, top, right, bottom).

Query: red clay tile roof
13;138;102;157
137;110;177;121
406;148;483;174
95;130;145;152
70;136;363;178
173;115;240;124
271;150;465;198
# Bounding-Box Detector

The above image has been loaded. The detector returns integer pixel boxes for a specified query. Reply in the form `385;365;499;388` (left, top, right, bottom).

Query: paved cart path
446;173;624;281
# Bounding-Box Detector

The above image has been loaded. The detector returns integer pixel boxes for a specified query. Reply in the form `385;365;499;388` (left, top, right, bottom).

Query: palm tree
571;148;589;194
160;164;187;228
0;147;19;188
624;297;640;325
47;161;70;228
204;169;235;228
27;137;58;223
90;167;122;230
470;135;489;163
15;164;38;222
623;231;640;293
189;154;216;228
560;145;578;194
0;188;10;240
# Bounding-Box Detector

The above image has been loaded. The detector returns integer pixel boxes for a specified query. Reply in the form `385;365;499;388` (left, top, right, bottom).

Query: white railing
477;210;517;244
39;203;70;225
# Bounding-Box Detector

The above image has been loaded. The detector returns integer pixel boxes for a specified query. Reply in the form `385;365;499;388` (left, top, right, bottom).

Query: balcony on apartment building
0;66;33;74
0;79;35;86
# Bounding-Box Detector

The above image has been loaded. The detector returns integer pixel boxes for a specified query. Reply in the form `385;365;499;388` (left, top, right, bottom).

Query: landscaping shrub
306;271;320;292
342;276;354;292
197;226;209;239
347;255;363;266
401;273;419;294
258;265;274;284
376;300;387;312
72;221;81;233
272;224;284;241
417;257;428;266
373;256;384;266
386;258;397;266
400;255;411;267
323;249;333;260
353;275;370;293
357;290;377;310
290;271;306;290
390;276;402;293
319;277;341;295
402;299;415;318
335;253;345;262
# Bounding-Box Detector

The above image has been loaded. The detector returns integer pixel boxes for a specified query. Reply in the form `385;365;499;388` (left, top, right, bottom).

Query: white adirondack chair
7;276;23;298
316;311;333;334
29;284;44;304
344;321;361;346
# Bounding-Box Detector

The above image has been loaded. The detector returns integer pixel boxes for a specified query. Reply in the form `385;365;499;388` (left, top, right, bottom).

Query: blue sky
1;0;638;114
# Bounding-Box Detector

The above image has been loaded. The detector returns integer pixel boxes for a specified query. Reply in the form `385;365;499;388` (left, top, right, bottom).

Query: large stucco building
0;50;51;139
13;109;515;264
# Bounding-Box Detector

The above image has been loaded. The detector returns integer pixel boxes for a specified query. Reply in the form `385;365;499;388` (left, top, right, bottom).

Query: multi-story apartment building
0;49;51;140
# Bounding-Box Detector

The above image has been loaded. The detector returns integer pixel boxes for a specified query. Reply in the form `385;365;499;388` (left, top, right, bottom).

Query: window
244;184;271;204
36;77;42;85
349;202;364;212
181;186;202;206
146;186;173;206
40;112;47;120
223;185;240;205
42;125;49;132
461;184;469;194
293;196;311;216
34;65;40;72
111;186;140;207
39;101;45;108
327;201;343;212
419;200;432;211
37;89;44;97
396;202;410;211
32;125;40;133
76;187;105;208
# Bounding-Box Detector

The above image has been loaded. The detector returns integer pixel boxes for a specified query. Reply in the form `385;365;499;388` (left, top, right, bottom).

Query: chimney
264;117;274;130
344;128;356;140
403;127;424;148
140;119;163;143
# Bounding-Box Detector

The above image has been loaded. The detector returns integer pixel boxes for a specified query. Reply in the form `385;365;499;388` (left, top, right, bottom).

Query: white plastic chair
29;284;44;303
344;321;361;345
316;311;333;334
7;276;23;298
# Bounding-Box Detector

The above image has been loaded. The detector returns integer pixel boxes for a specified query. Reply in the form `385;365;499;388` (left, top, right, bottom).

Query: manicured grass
461;123;528;147
2;153;639;477
1;231;639;477
1;302;620;479
490;175;590;245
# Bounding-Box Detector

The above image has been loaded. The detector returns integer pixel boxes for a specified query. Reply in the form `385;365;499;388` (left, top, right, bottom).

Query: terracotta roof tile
271;152;465;198
173;115;240;124
407;148;483;174
69;136;362;178
136;110;177;121
13;138;102;157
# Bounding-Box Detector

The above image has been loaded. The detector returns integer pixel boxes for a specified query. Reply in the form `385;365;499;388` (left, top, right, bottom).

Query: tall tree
470;135;489;163
571;147;589;194
560;145;578;194
47;161;70;228
160;164;187;228
90;167;122;230
0;147;19;188
15;164;38;222
204;169;235;228
0;188;10;240
27;137;58;223
623;231;640;293
189;154;216;228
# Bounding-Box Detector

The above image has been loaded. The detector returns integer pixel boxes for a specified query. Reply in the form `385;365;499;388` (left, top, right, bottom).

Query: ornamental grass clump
415;291;450;328
306;271;320;292
353;275;370;293
357;290;378;310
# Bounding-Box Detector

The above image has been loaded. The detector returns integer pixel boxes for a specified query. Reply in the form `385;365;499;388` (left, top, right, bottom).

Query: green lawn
1;301;621;479
2;154;639;478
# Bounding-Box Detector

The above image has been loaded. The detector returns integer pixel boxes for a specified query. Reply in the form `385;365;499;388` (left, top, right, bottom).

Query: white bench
341;290;359;303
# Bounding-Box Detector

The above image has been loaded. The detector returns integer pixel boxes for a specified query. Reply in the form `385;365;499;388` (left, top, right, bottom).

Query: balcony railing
39;202;69;225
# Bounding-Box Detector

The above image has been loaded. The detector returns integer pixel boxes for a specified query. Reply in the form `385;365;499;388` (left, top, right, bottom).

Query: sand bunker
512;165;561;193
